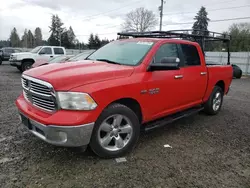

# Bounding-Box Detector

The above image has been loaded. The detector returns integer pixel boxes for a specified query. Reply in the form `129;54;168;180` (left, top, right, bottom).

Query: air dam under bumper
19;113;94;147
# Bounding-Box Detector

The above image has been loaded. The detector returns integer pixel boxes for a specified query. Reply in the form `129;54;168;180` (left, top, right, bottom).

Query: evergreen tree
10;27;20;47
21;29;28;48
61;30;71;48
48;15;65;46
192;6;210;35
101;39;109;47
88;33;95;49
94;34;101;49
27;30;34;48
34;27;43;46
67;26;76;48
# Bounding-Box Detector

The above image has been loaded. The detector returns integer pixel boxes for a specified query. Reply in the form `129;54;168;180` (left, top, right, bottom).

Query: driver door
145;43;184;120
39;47;54;60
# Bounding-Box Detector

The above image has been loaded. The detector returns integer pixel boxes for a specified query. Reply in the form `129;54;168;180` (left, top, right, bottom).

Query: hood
32;59;49;68
24;60;135;91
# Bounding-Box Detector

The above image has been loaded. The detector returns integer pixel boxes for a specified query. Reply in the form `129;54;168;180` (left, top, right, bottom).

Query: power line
96;16;250;29
163;17;250;26
78;0;142;22
75;32;117;37
163;5;250;16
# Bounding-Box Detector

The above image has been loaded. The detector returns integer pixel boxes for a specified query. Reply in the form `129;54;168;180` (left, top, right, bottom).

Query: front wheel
204;86;224;115
21;61;33;72
17;66;22;72
90;103;140;158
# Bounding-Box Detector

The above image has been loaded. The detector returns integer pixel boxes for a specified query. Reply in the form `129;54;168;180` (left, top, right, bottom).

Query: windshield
69;50;95;62
30;46;42;53
87;41;154;66
49;56;68;63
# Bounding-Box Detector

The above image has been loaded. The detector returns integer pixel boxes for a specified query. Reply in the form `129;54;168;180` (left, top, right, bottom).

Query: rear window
54;48;64;55
180;44;201;66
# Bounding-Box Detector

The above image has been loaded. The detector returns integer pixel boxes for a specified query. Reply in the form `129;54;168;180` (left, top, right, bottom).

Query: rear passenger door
4;49;14;59
53;47;64;57
179;44;207;106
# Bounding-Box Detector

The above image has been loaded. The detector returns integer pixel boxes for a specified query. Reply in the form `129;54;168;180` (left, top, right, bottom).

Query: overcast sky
0;0;249;43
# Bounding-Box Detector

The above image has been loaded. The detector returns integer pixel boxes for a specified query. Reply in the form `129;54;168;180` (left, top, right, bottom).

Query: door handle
200;72;207;75
50;56;53;58
174;75;183;79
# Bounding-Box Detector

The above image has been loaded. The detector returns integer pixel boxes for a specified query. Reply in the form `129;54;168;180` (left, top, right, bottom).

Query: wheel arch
215;80;225;93
107;98;143;124
21;58;35;64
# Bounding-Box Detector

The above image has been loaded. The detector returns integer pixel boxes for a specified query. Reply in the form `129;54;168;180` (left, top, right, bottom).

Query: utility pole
159;0;164;31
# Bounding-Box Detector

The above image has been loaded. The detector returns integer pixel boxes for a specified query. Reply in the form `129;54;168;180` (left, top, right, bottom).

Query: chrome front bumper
10;60;21;66
19;113;94;147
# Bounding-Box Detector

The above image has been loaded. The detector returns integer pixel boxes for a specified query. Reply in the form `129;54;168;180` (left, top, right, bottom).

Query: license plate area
20;114;32;130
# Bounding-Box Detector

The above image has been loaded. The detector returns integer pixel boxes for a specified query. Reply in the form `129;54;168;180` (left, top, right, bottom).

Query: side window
154;43;178;63
39;47;52;55
180;44;201;66
53;48;64;55
5;49;13;53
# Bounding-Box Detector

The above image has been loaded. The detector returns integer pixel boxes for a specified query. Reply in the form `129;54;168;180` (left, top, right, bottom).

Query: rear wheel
21;61;33;72
90;103;140;158
204;86;223;115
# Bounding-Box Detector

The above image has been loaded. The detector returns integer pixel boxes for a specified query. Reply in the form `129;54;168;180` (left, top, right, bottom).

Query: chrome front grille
21;75;57;112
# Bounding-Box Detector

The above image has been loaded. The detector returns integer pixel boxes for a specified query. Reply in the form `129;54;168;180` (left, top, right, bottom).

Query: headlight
11;55;17;60
57;92;97;110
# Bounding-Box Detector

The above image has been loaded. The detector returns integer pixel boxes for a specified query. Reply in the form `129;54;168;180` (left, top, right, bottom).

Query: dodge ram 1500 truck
16;30;233;158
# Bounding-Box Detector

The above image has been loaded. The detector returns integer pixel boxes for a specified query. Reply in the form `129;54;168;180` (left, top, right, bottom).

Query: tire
235;71;242;79
90;103;140;158
17;66;22;72
204;86;224;115
0;58;2;65
21;61;33;72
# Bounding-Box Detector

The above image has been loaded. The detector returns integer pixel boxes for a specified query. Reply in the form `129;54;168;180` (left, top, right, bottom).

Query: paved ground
0;61;250;188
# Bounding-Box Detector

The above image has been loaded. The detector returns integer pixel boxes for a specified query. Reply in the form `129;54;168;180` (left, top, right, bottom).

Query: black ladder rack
117;29;231;65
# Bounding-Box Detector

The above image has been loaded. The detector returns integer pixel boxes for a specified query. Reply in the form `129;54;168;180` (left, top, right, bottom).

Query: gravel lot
0;61;250;188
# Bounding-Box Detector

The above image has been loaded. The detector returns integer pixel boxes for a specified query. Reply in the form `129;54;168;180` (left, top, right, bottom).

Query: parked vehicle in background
232;64;242;79
67;50;95;62
32;55;74;68
9;46;66;72
16;30;233;158
0;47;22;64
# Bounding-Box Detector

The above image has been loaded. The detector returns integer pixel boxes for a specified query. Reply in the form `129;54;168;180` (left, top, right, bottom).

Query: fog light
49;131;67;143
58;131;67;142
18;115;22;123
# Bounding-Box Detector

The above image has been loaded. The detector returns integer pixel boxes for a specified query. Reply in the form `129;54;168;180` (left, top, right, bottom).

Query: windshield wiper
96;59;121;65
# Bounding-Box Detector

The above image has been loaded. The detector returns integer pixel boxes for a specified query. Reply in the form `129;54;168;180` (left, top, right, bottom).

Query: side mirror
148;57;180;71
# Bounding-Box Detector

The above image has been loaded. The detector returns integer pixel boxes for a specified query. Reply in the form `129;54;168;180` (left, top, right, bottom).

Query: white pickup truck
9;46;66;72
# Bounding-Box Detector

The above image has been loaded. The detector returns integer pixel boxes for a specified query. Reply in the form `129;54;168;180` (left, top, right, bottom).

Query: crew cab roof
118;37;198;45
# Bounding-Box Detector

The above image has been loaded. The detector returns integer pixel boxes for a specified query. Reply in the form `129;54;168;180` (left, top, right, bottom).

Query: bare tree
122;7;158;32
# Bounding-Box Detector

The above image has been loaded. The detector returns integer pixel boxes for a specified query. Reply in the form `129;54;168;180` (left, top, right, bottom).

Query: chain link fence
206;52;250;75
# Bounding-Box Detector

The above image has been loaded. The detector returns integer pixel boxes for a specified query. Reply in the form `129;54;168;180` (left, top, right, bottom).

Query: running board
143;107;204;132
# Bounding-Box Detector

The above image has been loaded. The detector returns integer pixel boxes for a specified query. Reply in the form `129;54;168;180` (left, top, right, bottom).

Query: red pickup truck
16;30;233;158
